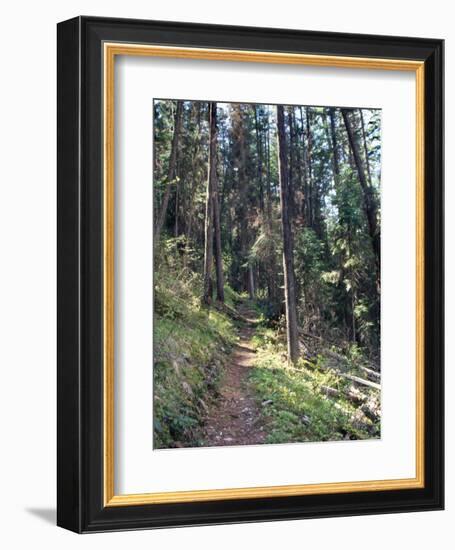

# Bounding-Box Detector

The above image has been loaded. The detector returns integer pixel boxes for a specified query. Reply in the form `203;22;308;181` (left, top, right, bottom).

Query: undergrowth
153;263;239;448
153;248;379;449
249;325;380;444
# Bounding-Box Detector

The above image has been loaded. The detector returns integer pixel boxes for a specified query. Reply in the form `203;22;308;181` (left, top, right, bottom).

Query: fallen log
338;372;381;391
299;331;380;373
358;364;381;382
320;385;339;398
298;345;381;391
214;302;247;323
301;330;324;342
324;350;381;382
324;348;350;366
361;403;380;423
320;385;365;405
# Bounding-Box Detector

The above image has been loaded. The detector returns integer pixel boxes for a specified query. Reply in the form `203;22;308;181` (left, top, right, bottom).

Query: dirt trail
203;303;267;447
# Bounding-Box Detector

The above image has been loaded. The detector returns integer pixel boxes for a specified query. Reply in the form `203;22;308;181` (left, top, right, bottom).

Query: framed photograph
57;16;444;533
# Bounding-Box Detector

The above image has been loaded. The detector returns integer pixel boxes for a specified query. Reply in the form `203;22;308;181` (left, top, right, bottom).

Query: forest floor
154;276;381;449
203;303;268;446
201;299;381;447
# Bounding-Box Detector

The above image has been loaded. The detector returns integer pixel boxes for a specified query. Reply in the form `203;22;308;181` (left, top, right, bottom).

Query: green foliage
250;221;281;264
250;325;278;351
249;329;379;443
153;260;237;448
224;283;244;309
154;360;210;447
153;100;382;448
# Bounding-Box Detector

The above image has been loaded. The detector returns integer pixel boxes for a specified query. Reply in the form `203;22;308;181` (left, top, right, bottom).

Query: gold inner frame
103;43;425;507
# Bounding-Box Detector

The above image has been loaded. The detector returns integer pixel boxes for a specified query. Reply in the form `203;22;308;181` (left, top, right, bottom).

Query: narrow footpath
203;303;267;447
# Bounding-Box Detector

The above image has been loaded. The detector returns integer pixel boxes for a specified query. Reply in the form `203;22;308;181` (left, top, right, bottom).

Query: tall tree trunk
232;104;249;293
305;107;324;238
305;107;313;228
184;103;201;268
288;108;296;221
248;263;255;300
174;183;179;237
329;109;352;335
359;109;373;186
265;110;278;304
298;106;309;226
342;109;380;285
328;108;340;182
265;112;273;227
277;105;300;364
293;109;303;221
210;103;225;302
155;100;183;247
202;102;217;306
254;105;265;212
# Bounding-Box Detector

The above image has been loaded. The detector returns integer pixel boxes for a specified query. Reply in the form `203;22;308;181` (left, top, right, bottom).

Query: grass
153;265;239;449
153;256;379;448
249;325;380;444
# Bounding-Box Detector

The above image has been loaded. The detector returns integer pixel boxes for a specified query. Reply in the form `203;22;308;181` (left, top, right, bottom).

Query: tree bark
183;104;202;268
202;102;216;306
298;106;309;226
174;183;179;237
359;109;373;187
232;104;249;293
210;103;225;302
288;108;296;220
254;105;265;212
265;109;278;304
154;100;183;247
248;263;255;300
328;108;340;182
277;105;300;364
305;107;314;228
342;109;380;283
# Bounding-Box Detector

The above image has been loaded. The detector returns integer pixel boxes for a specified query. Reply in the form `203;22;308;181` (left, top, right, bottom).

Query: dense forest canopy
153;98;381;449
154;99;381;356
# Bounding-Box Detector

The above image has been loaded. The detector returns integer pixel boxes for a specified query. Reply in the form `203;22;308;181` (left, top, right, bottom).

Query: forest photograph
153;98;381;450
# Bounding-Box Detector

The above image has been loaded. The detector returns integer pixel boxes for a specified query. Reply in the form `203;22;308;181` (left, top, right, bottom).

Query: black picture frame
57;16;444;533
